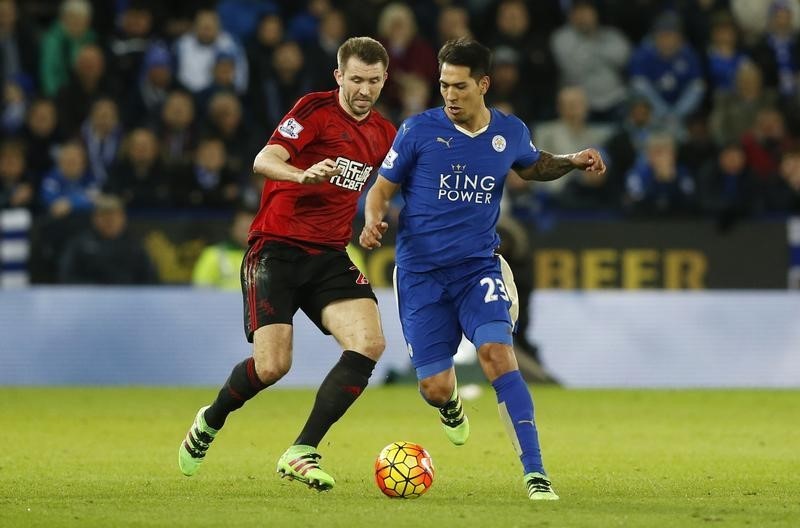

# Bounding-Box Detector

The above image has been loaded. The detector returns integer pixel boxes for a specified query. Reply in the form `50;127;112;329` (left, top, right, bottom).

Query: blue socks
491;370;545;475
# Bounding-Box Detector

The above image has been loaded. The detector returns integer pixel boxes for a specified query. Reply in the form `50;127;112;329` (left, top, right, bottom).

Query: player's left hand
297;158;342;184
359;221;389;250
571;148;606;176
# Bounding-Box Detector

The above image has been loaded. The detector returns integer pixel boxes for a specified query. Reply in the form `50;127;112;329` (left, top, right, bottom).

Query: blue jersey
379;107;539;272
629;42;703;105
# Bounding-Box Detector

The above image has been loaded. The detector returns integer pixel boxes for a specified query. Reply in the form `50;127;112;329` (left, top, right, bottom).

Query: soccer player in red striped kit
178;37;396;491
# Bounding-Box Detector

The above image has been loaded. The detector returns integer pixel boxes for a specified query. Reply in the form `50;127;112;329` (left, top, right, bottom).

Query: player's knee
477;343;517;380
418;378;452;407
477;342;513;361
252;353;291;384
353;334;385;361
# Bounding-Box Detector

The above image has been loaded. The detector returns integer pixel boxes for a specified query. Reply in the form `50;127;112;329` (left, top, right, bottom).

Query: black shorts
241;240;376;342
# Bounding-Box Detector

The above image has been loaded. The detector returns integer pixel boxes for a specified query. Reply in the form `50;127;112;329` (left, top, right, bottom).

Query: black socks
295;350;376;447
204;357;270;430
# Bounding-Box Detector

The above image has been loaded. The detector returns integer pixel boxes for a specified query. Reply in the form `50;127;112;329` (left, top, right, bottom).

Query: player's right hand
359;221;389;250
296;158;341;184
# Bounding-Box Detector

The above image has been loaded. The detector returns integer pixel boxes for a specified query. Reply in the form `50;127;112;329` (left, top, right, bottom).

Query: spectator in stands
39;141;97;219
105;128;170;209
58;194;157;284
710;61;778;146
377;3;438;112
158;2;196;42
55;44;115;138
174;9;248;95
600;0;664;44
489;0;565;37
239;168;264;212
85;0;123;39
155;89;196;171
246;12;283;97
697;142;757;222
629;11;706;136
22;98;61;185
392;72;429;124
2;74;27;134
0;0;39;89
212;50;241;97
217;0;279;43
732;0;800;45
551;0;631;122
678;112;718;177
487;0;557;120
748;0;800;99
604;95;657;185
192;207;254;290
172;137;239;209
81;97;123;188
0;140;33;210
339;0;390;36
203;91;251;179
677;0;732;52
557;158;622;211
195;50;242;111
29;138;92;282
258;40;311;132
740;106;793;181
286;0;332;43
108;2;155;92
772;146;800;212
39;0;96;97
750;0;800;133
436;5;472;48
304;9;347;92
532;86;613;199
704;10;749;97
624;131;697;215
485;47;534;125
124;42;175;127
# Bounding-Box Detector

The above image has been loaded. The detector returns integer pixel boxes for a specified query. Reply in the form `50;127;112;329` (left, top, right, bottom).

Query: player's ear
334;68;343;87
479;76;490;95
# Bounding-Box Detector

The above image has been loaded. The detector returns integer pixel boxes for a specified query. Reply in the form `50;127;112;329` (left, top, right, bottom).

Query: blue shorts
395;257;514;380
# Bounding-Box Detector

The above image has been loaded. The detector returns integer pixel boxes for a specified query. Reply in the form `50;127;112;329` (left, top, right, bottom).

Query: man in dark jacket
58;194;157;284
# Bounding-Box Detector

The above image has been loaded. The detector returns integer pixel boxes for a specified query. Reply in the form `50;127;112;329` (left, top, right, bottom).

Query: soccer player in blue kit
360;38;606;500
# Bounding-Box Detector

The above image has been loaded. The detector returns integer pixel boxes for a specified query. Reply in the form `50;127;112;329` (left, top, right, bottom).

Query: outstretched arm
516;148;606;182
360;175;400;250
253;144;341;184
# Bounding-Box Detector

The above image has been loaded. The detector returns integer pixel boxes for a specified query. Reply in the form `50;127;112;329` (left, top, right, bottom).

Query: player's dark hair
337;37;389;70
437;38;492;79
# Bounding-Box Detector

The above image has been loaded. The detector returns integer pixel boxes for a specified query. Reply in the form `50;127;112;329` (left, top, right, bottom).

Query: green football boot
524;472;559;500
439;394;470;446
178;406;218;476
276;445;335;491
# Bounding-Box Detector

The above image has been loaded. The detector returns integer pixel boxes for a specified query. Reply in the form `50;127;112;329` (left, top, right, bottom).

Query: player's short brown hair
337;37;389;71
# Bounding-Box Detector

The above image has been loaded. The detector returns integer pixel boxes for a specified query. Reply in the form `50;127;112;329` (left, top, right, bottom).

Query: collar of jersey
453;122;489;138
446;108;492;138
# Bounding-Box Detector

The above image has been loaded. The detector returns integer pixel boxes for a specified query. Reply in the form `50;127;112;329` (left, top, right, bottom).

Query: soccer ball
374;441;434;498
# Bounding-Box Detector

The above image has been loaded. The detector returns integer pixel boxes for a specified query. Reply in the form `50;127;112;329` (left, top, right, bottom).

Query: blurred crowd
2;0;800;285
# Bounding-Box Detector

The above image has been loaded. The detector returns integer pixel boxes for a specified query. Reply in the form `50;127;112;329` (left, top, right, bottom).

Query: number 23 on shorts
480;277;510;303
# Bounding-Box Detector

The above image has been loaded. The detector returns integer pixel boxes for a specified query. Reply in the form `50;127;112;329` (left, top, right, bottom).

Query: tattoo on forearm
520;151;575;182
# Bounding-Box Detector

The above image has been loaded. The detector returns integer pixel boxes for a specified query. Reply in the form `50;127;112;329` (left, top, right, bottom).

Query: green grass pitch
2;386;799;527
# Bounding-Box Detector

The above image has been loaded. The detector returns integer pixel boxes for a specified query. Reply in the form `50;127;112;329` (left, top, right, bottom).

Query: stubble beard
348;95;373;117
